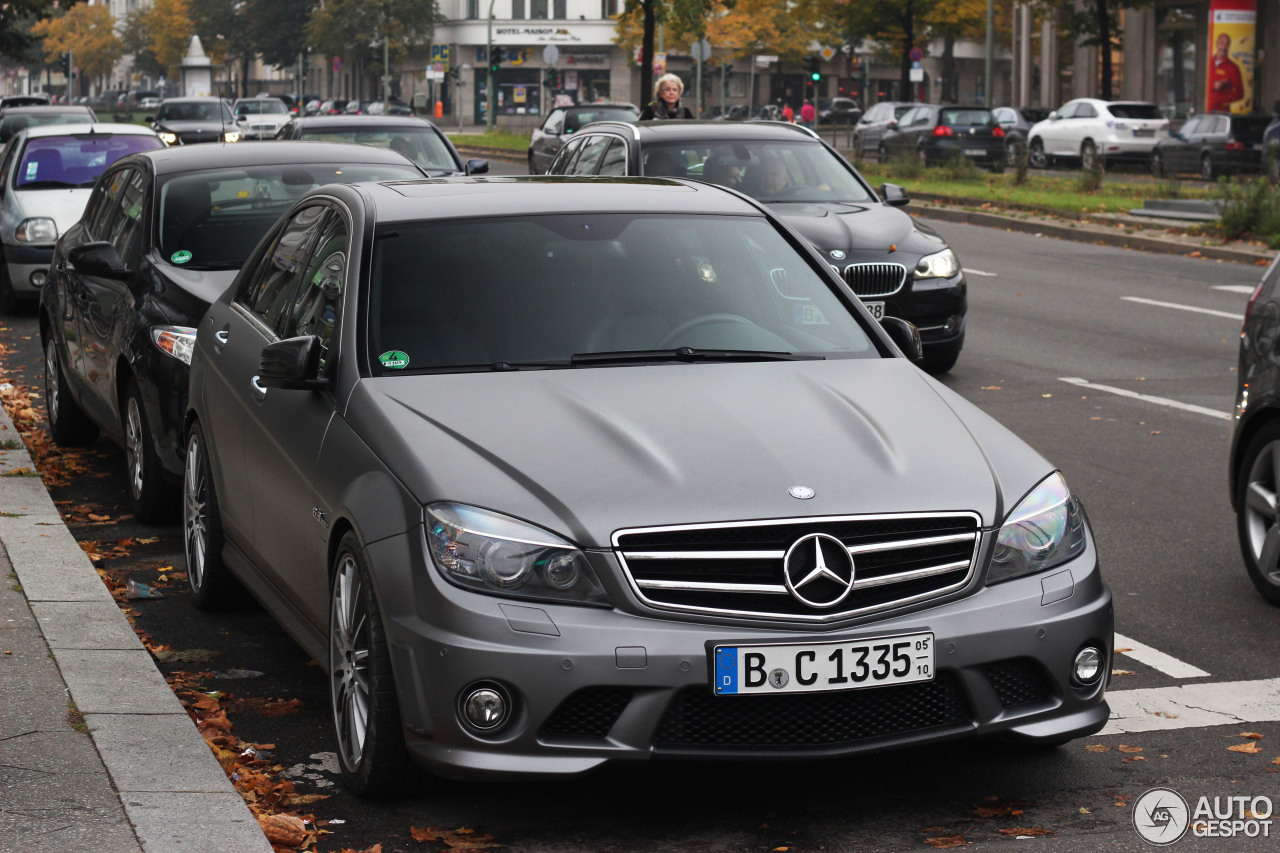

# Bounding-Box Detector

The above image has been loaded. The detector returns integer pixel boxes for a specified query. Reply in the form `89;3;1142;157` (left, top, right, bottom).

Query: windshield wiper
570;347;823;365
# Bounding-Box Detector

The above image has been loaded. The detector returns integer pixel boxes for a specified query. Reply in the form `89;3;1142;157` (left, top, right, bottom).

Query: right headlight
158;131;178;145
987;472;1087;585
914;248;960;280
426;503;610;606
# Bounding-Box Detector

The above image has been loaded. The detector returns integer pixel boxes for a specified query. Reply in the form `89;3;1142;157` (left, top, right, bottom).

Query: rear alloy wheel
123;380;171;523
183;421;237;609
44;336;98;445
1080;140;1099;171
330;532;413;796
1201;153;1217;182
1236;422;1280;605
1028;139;1048;169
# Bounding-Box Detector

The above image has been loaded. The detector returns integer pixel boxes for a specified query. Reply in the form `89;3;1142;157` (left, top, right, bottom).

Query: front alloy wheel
1237;423;1280;605
1028;139;1048;169
1080;140;1099;170
330;532;412;796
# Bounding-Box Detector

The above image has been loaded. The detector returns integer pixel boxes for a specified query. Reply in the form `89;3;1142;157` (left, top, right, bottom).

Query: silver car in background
184;176;1112;795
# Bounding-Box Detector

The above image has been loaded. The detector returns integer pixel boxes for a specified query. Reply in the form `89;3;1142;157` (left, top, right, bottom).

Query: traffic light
59;52;71;77
488;47;503;75
721;63;733;95
803;56;821;83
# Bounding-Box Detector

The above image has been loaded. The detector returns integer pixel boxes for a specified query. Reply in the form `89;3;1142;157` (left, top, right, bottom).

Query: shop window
1155;4;1197;119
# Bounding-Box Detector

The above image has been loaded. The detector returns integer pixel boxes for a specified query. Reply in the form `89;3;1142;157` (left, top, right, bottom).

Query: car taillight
933;125;955;137
1225;140;1245;151
992;126;1005;137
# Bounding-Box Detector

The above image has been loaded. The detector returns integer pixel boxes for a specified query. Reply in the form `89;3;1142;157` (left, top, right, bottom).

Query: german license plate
862;300;885;320
1133;129;1155;138
962;148;986;156
713;632;934;696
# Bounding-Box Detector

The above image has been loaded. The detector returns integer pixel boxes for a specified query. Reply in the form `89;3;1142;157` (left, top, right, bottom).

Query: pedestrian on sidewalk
781;102;794;123
799;99;815;128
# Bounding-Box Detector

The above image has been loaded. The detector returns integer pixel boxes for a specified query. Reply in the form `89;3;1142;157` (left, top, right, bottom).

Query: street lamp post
486;0;498;132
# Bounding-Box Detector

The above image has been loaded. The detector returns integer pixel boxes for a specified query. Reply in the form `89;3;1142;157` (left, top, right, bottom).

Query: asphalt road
4;194;1280;851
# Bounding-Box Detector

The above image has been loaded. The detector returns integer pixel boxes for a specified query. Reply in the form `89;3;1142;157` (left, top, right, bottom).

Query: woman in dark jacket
640;74;693;120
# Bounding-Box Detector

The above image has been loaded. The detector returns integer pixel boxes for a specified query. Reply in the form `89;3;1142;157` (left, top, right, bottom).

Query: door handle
213;327;229;354
250;375;267;402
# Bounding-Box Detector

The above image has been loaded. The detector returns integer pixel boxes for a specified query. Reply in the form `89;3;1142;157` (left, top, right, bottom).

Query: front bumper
367;527;1112;780
3;242;54;297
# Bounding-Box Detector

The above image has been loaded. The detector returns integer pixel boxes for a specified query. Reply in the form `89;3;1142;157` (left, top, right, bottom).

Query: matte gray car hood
352;359;1049;548
769;202;944;259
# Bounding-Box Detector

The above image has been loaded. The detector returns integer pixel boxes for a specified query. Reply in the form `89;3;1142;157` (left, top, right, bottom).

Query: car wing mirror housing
880;183;910;207
879;316;923;363
466;158;489;175
1048;111;1060;120
68;242;127;278
258;335;327;391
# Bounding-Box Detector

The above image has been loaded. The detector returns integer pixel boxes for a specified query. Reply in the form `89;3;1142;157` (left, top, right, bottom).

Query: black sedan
39;142;426;521
1152;112;1269;181
546;120;968;372
272;115;487;176
879;105;1006;171
148;97;239;146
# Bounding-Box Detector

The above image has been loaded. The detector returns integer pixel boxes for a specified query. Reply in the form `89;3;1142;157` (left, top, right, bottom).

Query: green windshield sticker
379;351;409;370
313;270;324;285
127;203;142;220
170;250;192;265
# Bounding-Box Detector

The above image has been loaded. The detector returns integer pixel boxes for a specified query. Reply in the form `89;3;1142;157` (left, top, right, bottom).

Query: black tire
1028;139;1048;169
123;379;172;523
183;420;237;609
0;257;19;314
1235;421;1280;605
1080;140;1098;171
1201;153;1217;182
527;152;538;175
1005;139;1023;168
44;335;98;446
922;341;962;374
1150;151;1165;177
330;531;413;796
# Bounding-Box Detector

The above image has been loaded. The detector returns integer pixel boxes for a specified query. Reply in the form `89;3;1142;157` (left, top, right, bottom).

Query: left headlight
987;472;1088;585
150;326;197;364
426;503;610;606
158;131;178;145
16;218;57;243
223;130;240;142
914;248;960;280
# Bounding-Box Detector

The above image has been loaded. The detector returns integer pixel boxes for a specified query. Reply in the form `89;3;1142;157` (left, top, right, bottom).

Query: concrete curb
0;403;271;853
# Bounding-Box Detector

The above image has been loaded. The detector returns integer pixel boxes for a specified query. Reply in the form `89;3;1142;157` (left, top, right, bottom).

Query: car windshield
0;112;92;143
15;133;163;189
640;140;877;204
236;100;287;115
1108;103;1164;120
156;102;227;122
157;162;423;269
564;106;639;132
368;213;874;373
302;127;459;173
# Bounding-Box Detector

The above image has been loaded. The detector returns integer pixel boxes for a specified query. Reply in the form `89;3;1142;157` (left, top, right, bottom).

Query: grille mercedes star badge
782;533;856;608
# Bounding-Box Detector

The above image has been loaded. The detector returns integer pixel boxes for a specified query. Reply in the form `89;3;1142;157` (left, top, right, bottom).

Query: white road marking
1059;377;1233;421
1121;295;1242;321
1212;285;1257;295
1114;632;1209;679
1099;678;1280;735
965;268;998;277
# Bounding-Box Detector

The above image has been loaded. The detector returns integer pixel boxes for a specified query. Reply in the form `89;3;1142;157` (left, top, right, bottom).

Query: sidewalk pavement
0;403;270;852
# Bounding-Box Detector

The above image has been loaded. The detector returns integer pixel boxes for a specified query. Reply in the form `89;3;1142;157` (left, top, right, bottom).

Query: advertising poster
1206;0;1255;113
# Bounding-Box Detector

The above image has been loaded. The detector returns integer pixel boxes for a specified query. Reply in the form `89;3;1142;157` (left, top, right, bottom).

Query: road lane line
1212;285;1256;295
1113;632;1210;679
965;268;998;277
1099;678;1280;735
1121;296;1242;320
1058;378;1233;421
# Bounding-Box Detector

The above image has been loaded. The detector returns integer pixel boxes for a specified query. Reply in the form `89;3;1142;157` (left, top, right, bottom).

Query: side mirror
465;158;490;175
68;242;127;278
258;335;327;391
880;183;910;207
880;316;923;364
1048;111;1060;120
887;119;898;128
235;115;248;123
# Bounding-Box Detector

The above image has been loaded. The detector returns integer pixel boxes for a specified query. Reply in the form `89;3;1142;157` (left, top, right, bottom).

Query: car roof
134;140;422;175
291;115;439;129
349;176;764;223
561;102;637;111
1;105;93;115
19;122;158;139
160;97;225;104
576;119;824;142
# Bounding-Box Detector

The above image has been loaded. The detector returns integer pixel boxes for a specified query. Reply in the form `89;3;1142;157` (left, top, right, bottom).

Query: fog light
942;315;961;335
1073;647;1103;684
461;684;509;731
29;269;47;288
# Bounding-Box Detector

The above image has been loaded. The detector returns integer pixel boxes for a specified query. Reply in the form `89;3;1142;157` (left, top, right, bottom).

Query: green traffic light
810;72;821;82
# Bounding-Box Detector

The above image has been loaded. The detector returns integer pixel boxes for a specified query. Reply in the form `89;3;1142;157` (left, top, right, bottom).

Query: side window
552;135;585;172
896;108;918;126
0;139;18;188
237;205;328;333
1076;103;1097;118
89;167;146;269
543;109;565;135
1180;117;1201;136
596;139;626;176
283;212;348;371
1057;103;1077;119
567;135;611;175
1211;116;1229;134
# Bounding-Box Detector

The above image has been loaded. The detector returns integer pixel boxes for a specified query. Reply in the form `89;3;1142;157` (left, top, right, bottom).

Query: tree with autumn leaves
29;2;121;84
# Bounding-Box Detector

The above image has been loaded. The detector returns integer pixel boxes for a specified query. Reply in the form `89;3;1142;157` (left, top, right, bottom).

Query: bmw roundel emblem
830;250;846;260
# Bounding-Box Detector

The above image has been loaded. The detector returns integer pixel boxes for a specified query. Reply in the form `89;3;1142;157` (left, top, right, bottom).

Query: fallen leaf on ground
923;835;969;848
1241;732;1265;739
258;813;312;847
1086;744;1110;752
998;827;1054;837
1111;669;1135;676
1118;745;1143;753
973;800;1030;818
1229;742;1263;754
409;826;501;849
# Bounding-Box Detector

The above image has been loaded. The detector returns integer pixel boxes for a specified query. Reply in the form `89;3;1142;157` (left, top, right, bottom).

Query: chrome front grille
843;263;908;298
614;513;981;623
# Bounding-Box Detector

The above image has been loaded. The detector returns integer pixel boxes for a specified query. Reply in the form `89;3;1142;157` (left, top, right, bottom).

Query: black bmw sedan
39;141;426;521
546;120;967;372
148;97;239;146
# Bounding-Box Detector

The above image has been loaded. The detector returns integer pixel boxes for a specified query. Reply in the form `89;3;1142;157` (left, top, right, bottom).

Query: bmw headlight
987;472;1087;585
150;326;197;364
158;132;178;145
223;130;241;143
426;503;609;606
16;217;57;243
914;248;960;280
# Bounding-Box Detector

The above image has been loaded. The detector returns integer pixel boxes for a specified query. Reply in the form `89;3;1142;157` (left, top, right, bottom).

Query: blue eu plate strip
715;647;737;694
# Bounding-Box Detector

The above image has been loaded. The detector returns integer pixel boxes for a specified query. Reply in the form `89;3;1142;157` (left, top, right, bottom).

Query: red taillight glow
992;126;1005;137
933;125;955;137
1225;141;1245;151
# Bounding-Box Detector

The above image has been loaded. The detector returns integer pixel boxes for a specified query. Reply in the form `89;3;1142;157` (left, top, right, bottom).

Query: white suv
1027;99;1169;169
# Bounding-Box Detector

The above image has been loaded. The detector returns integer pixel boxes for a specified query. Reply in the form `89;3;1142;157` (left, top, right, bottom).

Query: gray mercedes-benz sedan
184;176;1112;795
